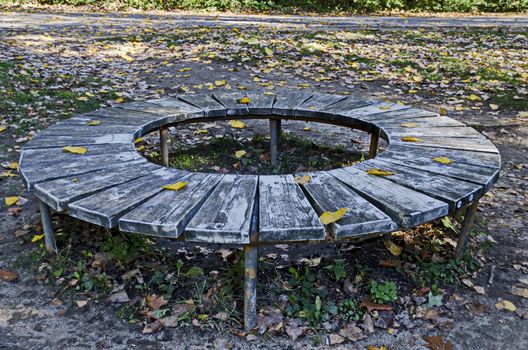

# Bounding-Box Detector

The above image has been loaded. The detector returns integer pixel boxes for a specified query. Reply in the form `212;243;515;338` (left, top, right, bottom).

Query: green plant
324;259;347;282
338;299;364;321
101;232;152;265
370;280;397;304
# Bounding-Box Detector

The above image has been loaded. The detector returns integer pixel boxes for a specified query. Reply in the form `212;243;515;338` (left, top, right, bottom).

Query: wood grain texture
322;96;375;114
272;90;313;116
299;172;396;238
354;159;483;211
294;93;347;117
390;135;499;153
212;92;249;116
145;98;204;123
22;133;134;149
360;108;437;122
68;168;189;228
375;116;464;128
185;174;258;243
385;126;482;139
329;167;449;228
246;91;276;115
337;102;411;119
119;173;224;237
259;175;325;241
34;162;161;211
179;94;227;117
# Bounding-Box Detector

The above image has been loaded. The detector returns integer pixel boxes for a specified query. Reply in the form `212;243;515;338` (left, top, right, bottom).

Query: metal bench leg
244;243;258;331
369;131;379;159
38;199;57;253
455;200;479;259
270;119;281;167
159;127;169;167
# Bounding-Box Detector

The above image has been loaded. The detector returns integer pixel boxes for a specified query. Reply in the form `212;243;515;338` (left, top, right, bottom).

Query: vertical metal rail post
38;199;57;253
244;201;259;331
455;200;479;259
369;130;379;159
160;127;169;167
270;119;281;167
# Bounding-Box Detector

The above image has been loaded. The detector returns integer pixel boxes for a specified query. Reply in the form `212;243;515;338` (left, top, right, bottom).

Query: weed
370;280;397;304
338;299;363;321
323;259;347;282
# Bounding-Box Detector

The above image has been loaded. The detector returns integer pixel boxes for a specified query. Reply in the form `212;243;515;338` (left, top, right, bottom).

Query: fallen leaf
172;301;195;318
163;181;189;191
31;234;44;243
0;126;7;132
489;104;499;110
320;208;347;225
378;259;400;268
468;93;481;101
424;335;453;350
234;150;247;158
63;146;87;154
474;286;485;295
400;122;419;128
228;120;246;129
4;196;19;206
294;175;311;185
75;300;88;308
384;240;402;256
114;97;125;103
0;269;18;282
146;294;168;310
134;137;143;144
329;334;345;345
433;157;453;165
264;47;273;56
367;168;394;176
439;107;448;116
238;97;251;104
495;300;516;312
1;171;17;177
7;162;18;170
87;120;101;126
511;286;528;299
360;297;393;313
108;290;130;303
215;80;226;86
401;136;421;142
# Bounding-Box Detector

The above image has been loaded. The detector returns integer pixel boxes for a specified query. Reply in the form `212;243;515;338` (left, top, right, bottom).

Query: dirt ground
1;8;528;350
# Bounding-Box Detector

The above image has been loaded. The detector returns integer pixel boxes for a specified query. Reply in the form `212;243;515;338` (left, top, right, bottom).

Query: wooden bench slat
145;98;205;122
390;135;499;153
119;173;223;237
337;102;411;119
329;167;449;228
178;94;227;117
22;134;135;149
39;124;141;137
375;116;465;128
272;90;313;116
246;91;276;115
383;144;500;169
385;126;482;138
322;96;375;114
34;162;161;211
358;108;437;122
376;152;500;190
259;175;325;242
294;93;347;117
212;92;249;116
20;153;145;190
354;159;483;211
20;143;136;164
185;174;258;244
68;168;189;228
299;172;396;238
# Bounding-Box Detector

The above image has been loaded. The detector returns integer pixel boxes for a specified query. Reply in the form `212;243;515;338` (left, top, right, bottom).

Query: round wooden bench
19;90;501;330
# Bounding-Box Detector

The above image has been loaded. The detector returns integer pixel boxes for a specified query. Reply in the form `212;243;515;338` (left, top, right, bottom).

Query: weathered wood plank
337;102;411;119
390;135;499;153
259;175;325;241
321;96;375;114
68;168;189;228
145;98;205;123
34;162;162;211
376;152;500;190
185;174;258;244
22;133;134;149
329;167;449;228
20;153;145;190
20;143;136;165
246;91;276;115
385;126;482;139
383;144;501;169
300;172;396;238
178;94;227;117
272;90;313;116
294;93;347;118
374;116;465;128
40;124;141;137
119;173;224;237
354;159;483;211
212;92;249;116
360;108;437;122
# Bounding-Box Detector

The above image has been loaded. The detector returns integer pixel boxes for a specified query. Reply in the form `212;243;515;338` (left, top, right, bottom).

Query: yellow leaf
264;47;273;56
228;120;246;129
294;175;311;185
495;300;516;312
238;97;251;104
234;150;247;158
87;120;101;126
468;93;481;101
5;196;19;206
1;171;16;177
439;107;448;116
303;127;312;131
135;145;145;152
412;75;423;83
518;111;528;118
115;97;125;103
31;234;44;243
367;168;394;176
163;181;189;191
348;61;360;69
119;53;134;63
319;208;347;225
0;126;6;132
401;136;421;142
215;80;226;87
400;122;419;128
489;104;499;110
179;67;192;72
384;240;402;256
77;96;89;102
379;105;392;110
63;146;87;154
8;162;18;170
194;129;208;134
433;157;453;165
134;137;143;144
